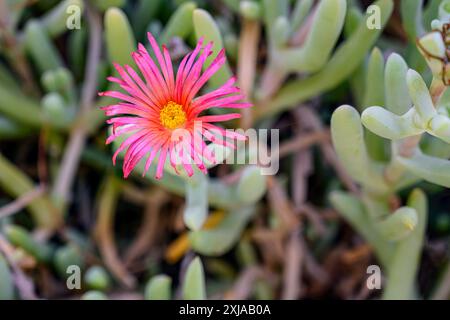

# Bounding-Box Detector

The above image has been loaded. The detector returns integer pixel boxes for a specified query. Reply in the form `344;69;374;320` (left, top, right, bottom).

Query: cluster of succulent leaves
0;0;450;300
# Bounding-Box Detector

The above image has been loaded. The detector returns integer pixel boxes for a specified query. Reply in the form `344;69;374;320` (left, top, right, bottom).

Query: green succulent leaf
262;0;289;44
193;9;232;89
331;105;388;193
290;0;313;33
397;151;450;188
81;291;108;300
184;172;209;231
429;114;450;143
0;86;43;128
0;252;14;300
104;8;136;66
363;48;385;108
236;166;267;205
385;53;411;115
361;107;423;140
182;257;206;300
240;1;261;20
256;0;394;120
84;266;111;291
24;20;63;73
0;154;58;229
383;189;427;299
377;207;418;241
145;275;172;300
91;0;125;11
41;0;84;37
189;206;255;256
275;0;347;73
400;0;424;41
53;244;84;278
407;69;436;124
160;2;197;44
329;191;392;266
4;225;53;263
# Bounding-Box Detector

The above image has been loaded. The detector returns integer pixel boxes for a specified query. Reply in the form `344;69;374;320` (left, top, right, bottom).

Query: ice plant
330;32;449;300
99;33;250;179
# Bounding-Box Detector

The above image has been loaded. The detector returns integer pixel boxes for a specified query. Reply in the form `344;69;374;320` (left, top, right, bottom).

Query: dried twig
224;266;270;300
289;5;317;46
303;239;329;284
237;17;260;129
52;4;102;207
258;4;316;99
296;203;327;236
291;107;313;207
0;185;46;219
266;176;300;231
292;151;312;205
296;107;359;194
0;234;38;299
251;228;285;265
281;230;304;300
121;183;148;204
278;131;329;158
0;1;38;94
95;176;136;288
124;189;168;265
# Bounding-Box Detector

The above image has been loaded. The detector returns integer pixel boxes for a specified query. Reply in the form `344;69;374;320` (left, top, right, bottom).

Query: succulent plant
1;0;450;302
330;2;450;299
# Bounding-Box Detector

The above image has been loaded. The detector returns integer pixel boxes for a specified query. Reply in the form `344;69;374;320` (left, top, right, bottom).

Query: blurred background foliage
0;0;449;300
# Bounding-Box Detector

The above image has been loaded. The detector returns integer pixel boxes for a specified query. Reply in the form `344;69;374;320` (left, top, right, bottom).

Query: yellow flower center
160;101;186;129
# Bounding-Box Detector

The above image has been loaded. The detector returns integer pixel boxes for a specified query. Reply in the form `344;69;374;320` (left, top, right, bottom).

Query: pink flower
100;33;251;179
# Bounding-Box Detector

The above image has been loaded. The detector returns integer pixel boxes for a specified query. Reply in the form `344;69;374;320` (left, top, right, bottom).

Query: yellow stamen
160;101;186;129
165;211;226;264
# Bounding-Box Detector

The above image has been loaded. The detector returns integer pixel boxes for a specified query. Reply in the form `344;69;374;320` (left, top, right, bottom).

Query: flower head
100;33;251;179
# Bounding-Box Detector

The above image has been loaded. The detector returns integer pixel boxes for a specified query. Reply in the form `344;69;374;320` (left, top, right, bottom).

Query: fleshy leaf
24;20;63;73
236;166;267;205
4;225;53;263
385;53;411;115
275;0;347;73
377;207;418;241
255;0;394;120
193;9;232;89
361;107;423;140
329;191;392;266
290;0;313;33
184;172;209;231
189;206;255;256
160;2;197;44
331;105;388;193
363;48;385;108
182;257;206;300
397;151;450;187
407;69;436;124
400;0;424;41
0;252;14;300
429;114;450;143
362;48;387;161
383;189;427;299
41;0;84;37
145;275;172;300
104;8;136;66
